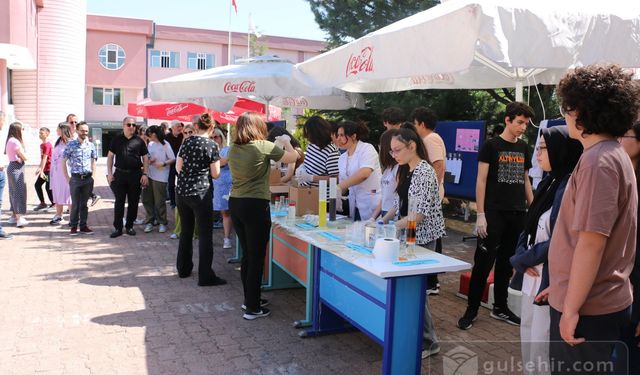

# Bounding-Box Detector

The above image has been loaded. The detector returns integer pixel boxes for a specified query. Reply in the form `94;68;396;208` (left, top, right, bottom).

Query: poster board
435;121;486;201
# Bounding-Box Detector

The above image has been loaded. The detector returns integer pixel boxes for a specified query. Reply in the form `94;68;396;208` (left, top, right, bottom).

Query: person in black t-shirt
165;120;184;209
107;117;149;238
457;102;534;331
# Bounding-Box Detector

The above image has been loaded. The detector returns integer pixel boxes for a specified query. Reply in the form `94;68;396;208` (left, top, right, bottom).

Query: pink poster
455;128;480;152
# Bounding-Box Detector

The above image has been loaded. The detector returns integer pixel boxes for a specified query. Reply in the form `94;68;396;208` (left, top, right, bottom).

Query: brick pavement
0;164;520;375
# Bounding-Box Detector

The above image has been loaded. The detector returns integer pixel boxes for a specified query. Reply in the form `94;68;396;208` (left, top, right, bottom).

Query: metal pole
228;3;232;65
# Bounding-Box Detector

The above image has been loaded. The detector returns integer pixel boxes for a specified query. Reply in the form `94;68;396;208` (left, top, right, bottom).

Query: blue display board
435;121;486;201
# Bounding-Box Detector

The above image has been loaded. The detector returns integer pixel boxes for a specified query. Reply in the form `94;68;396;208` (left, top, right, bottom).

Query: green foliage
249;34;268;57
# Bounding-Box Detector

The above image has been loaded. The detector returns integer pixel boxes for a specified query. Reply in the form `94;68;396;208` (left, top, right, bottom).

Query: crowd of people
0;63;638;372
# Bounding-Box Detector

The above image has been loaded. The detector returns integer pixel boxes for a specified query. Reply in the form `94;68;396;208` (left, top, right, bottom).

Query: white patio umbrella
296;0;640;101
150;55;365;117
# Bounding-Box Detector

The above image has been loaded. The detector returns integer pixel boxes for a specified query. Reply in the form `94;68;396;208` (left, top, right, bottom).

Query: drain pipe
143;22;156;125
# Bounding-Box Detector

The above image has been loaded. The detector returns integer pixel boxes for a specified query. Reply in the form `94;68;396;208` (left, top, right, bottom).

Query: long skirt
7;161;27;214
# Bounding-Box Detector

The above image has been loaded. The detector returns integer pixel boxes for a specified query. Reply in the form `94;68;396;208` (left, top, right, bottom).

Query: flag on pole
231;0;238;14
248;13;262;38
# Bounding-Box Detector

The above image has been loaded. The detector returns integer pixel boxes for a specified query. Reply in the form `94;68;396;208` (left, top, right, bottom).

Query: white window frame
150;50;179;68
92;88;122;106
98;43;126;70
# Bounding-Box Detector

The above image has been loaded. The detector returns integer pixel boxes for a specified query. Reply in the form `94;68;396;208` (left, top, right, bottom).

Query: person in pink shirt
5;122;28;227
34;127;54;211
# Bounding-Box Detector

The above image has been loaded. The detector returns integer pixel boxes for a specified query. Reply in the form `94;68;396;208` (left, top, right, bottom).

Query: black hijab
524;126;583;246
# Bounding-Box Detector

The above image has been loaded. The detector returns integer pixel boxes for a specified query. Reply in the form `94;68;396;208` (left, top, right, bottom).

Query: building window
92;88;121;106
98;44;125;70
150;50;179;68
187;52;214;70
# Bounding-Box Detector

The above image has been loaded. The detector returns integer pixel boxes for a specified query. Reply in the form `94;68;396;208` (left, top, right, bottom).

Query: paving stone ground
0;164;520;374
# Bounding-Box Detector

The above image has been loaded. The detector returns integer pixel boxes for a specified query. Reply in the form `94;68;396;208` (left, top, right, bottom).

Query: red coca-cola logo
280;97;309;107
345;47;374;78
223;80;256;93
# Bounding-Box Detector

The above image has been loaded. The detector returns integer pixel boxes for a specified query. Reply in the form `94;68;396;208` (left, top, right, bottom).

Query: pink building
2;4;325;158
85;15;326;155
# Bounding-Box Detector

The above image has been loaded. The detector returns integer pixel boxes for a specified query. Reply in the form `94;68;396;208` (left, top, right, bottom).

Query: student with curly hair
540;65;640;374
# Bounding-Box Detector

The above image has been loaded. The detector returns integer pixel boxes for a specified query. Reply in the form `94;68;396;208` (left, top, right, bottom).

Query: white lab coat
338;141;381;220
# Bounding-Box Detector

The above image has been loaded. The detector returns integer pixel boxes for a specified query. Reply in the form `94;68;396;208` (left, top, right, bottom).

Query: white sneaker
134;218;145;225
158;224;167;233
144;223;153;233
7;217;17;225
16;218;29;228
169;233;178;239
223;238;232;249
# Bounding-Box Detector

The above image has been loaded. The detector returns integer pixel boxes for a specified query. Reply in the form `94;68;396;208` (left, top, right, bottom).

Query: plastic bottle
376;220;385;240
385;220;397;239
288;202;296;219
274;196;281;212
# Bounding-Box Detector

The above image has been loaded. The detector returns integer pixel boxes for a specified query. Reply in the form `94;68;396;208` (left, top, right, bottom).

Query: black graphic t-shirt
478;136;531;211
176;136;220;197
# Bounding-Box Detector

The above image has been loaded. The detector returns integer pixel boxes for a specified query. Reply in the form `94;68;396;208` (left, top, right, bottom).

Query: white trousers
520;293;551;375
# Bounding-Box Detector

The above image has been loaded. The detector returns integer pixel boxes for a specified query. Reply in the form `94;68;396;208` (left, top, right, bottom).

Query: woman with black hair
336;121;381;221
370;129;398;220
382;126;445;359
5;122;28;227
175;113;225;287
266;126;303;183
296;116;339;187
510;126;582;375
142;125;175;234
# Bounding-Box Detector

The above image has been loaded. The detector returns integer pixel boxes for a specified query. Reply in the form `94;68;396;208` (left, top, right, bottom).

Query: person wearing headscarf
510;125;582;374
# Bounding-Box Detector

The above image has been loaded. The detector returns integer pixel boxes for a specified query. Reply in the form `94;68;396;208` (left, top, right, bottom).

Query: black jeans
176;189;217;283
427;237;443;288
69;176;93;228
111;169;142;230
35;171;53;204
168;165;177;207
229;197;271;312
467;209;525;310
550;307;630;375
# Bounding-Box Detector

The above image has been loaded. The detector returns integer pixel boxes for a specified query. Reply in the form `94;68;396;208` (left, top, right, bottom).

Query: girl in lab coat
336;121;381;221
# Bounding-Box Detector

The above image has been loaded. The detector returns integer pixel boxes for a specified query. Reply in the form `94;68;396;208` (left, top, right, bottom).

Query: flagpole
228;2;232;65
247;13;250;59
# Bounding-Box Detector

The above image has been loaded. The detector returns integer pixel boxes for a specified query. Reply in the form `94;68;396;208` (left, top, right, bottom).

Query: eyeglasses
618;135;637;143
183;131;194;135
535;145;548;153
125;123;136;127
69;121;77;125
389;145;407;157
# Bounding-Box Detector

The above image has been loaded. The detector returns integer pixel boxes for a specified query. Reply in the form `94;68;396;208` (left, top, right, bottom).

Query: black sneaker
34;203;48;211
490;306;521;326
457;308;478;330
125;228;136;236
197;277;227;287
49;216;62;225
243;307;271;320
110;229;123;238
241;299;270;311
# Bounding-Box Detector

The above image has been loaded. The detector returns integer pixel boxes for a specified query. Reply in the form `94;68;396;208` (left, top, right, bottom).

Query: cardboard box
269;166;282;185
289;185;319;216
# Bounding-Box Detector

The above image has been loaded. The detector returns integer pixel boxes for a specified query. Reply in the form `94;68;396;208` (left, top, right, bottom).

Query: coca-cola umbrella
127;97;281;123
149;55;365;117
296;0;640;101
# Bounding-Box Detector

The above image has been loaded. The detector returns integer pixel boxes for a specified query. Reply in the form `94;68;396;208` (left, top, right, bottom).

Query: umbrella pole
516;81;524;102
227;123;231;146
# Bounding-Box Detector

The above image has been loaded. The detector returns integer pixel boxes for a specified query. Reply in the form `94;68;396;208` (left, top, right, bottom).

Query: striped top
300;143;340;187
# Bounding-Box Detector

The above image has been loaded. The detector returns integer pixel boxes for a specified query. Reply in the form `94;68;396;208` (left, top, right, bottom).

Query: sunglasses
183;131;194;135
69;121;78;125
125;123;136;127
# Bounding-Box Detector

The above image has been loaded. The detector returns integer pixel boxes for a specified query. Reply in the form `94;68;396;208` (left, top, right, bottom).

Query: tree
304;0;559;148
